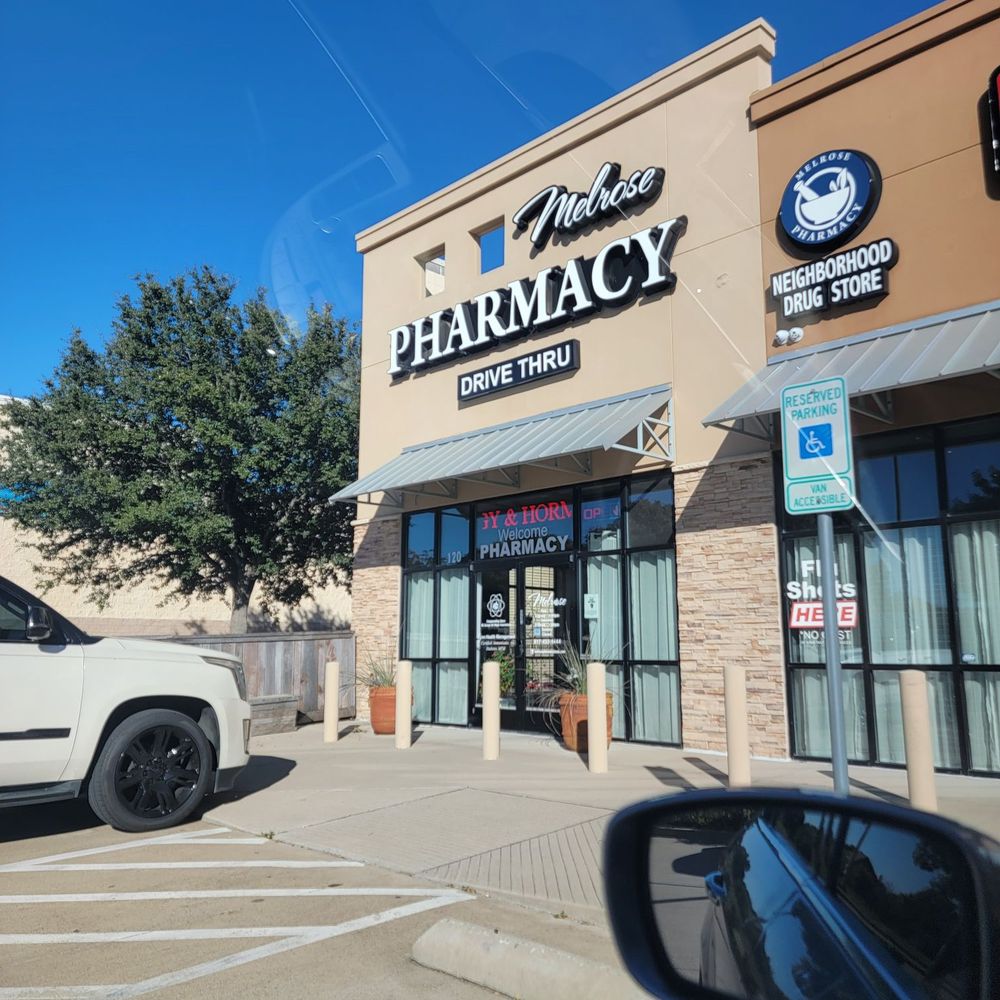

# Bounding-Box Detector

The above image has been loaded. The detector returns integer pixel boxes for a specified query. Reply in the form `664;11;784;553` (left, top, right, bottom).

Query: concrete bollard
900;669;938;812
723;661;752;787
482;659;500;761
395;659;412;750
323;660;340;744
587;661;608;774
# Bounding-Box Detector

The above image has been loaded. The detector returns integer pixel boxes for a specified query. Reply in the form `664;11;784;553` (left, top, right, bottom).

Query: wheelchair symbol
798;423;834;460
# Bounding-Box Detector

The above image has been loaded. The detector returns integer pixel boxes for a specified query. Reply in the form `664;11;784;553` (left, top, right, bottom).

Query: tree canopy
0;265;360;632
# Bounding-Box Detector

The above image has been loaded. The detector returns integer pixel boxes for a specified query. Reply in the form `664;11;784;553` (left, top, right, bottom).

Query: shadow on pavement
684;756;729;786
0;797;103;843
646;766;696;790
671;845;724;877
819;770;908;804
228;754;296;796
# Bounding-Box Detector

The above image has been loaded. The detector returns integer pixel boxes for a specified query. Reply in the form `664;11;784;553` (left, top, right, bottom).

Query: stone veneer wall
674;454;788;758
351;514;402;723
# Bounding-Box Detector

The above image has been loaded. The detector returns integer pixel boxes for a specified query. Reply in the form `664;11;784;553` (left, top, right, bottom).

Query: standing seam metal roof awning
333;384;672;502
703;300;1000;427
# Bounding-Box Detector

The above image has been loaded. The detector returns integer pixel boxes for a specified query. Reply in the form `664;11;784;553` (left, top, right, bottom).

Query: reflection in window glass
629;549;677;660
858;449;937;524
439;506;469;565
964;673;1000;772
406;512;435;568
581;485;621;551
872;670;961;769
950;519;1000;666
784;535;862;664
863;527;950;665
404;571;433;659
791;668;869;759
627;477;673;548
945;424;1000;514
836;819;974;998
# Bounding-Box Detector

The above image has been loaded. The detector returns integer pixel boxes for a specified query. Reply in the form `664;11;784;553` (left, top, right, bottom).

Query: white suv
0;575;252;831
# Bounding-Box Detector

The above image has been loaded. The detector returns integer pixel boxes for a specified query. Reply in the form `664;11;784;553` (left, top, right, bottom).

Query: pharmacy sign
780;375;855;515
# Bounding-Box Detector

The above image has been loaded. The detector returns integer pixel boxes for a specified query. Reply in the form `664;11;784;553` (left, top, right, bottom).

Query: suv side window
0;589;29;642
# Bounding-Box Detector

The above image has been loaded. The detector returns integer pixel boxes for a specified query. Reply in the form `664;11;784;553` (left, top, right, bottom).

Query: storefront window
405;512;435;568
629;549;677;661
791;668;869;760
438;568;469;659
783;534;862;665
440;506;470;565
583;555;622;660
403;475;680;746
780;415;1000;774
871;670;961;769
862;527;950;665
404;571;434;659
857;442;937;523
581;483;621;551
626;476;674;548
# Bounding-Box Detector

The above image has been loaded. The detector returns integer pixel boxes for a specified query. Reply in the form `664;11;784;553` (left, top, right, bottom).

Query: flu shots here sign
780;376;856;516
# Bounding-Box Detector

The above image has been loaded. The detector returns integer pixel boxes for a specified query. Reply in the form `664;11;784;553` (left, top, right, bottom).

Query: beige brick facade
674;454;788;759
351;515;402;722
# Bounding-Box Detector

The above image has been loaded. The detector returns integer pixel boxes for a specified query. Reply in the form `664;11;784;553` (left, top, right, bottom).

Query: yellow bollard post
900;670;938;812
587;661;608;774
724;662;752;787
483;659;500;761
395;659;412;750
323;660;340;744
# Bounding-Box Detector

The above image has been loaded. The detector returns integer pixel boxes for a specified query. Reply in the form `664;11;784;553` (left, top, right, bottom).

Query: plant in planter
557;639;614;754
360;647;398;735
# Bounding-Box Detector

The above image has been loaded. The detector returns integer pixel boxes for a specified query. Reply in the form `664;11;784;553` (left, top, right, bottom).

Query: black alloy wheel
88;708;214;832
114;724;202;819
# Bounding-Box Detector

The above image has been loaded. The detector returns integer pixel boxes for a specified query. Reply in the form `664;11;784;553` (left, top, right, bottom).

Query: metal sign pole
818;512;849;796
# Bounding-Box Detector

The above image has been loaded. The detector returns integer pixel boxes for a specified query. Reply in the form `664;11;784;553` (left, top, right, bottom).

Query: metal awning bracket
851;390;894;425
610;398;674;462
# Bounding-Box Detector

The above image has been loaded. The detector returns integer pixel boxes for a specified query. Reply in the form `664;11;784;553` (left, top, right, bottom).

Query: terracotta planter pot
368;686;396;735
558;692;613;752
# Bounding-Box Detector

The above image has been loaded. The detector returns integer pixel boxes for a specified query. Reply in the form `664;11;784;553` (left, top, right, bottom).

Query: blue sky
0;0;935;397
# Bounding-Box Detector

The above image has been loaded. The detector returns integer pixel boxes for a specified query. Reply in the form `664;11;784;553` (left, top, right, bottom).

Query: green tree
0;265;359;632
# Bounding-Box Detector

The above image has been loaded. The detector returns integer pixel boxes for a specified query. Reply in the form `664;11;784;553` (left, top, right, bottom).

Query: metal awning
703;300;1000;435
333;384;673;506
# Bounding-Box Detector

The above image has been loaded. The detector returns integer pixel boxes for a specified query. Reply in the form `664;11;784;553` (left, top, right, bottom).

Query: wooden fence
154;630;355;722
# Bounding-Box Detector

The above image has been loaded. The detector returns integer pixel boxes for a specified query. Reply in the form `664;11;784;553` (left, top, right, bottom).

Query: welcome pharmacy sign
780;376;855;515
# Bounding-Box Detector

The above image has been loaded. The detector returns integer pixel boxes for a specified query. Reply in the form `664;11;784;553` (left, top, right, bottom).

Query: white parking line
3;860;362;872
0;886;467;904
0;896;470;1000
0;826;472;998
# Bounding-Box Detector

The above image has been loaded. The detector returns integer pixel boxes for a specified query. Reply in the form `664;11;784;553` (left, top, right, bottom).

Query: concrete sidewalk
205;724;1000;919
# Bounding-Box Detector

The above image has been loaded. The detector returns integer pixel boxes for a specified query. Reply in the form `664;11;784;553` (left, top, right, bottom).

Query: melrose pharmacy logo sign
779;150;881;253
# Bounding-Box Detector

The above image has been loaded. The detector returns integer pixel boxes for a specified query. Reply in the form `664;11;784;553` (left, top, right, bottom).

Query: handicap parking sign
798;423;833;460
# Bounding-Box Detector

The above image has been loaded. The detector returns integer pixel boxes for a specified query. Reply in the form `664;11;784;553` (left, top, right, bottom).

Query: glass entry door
474;558;575;731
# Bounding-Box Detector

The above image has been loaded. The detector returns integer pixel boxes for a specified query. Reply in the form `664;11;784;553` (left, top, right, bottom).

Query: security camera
788;327;805;344
773;329;790;347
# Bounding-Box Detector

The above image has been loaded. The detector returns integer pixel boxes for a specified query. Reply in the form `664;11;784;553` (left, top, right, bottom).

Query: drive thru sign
781;375;855;516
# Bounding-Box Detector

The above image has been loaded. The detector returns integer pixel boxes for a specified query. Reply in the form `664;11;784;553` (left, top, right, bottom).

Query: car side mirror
26;605;53;643
603;788;1000;1000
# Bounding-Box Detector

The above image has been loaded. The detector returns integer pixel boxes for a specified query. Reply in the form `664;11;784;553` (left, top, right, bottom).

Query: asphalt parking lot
0;800;492;999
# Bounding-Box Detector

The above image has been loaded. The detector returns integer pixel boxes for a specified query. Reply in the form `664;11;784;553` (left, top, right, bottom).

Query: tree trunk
230;578;255;634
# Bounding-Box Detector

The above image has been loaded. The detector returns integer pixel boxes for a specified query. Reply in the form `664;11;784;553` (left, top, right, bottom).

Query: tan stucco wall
1;519;350;636
753;1;1000;359
355;21;775;505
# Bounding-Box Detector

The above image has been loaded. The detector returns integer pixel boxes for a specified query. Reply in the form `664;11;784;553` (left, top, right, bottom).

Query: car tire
87;709;213;832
